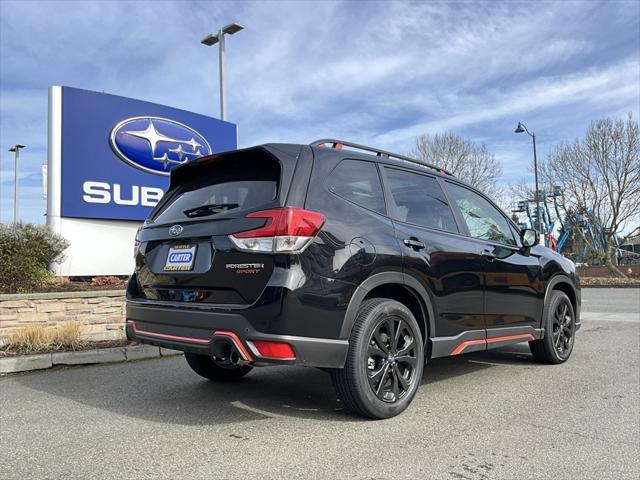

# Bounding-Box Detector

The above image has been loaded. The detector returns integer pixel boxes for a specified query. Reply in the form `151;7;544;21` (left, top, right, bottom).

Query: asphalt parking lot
1;288;638;480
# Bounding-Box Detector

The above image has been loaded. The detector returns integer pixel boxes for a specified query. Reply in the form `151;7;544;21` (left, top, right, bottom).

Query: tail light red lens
251;340;296;360
133;226;142;257
234;207;325;238
230;207;325;253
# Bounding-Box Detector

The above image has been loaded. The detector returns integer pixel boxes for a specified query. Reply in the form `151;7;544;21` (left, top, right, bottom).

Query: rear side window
384;167;458;232
153;156;280;223
327;160;385;214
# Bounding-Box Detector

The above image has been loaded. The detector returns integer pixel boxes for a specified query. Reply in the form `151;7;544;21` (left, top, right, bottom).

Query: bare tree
412;131;502;193
541;113;640;276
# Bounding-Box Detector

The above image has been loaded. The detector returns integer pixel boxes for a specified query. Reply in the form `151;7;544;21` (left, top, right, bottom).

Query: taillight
133;226;141;257
229;207;325;253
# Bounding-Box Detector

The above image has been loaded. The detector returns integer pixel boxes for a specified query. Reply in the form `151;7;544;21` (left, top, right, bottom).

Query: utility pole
8;144;26;223
515;122;543;241
201;23;244;121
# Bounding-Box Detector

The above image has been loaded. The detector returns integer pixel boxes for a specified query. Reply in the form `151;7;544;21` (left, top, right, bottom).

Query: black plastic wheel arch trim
340;272;436;343
543;275;581;331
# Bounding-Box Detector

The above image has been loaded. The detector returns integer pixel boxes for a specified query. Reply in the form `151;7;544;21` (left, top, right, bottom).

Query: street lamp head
9;144;26;152
222;23;244;35
514;122;525;134
201;33;220;46
202;23;243;46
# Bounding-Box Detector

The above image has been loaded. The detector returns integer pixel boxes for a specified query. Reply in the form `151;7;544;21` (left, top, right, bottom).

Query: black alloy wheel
551;299;574;360
331;298;424;419
529;290;576;364
366;316;419;403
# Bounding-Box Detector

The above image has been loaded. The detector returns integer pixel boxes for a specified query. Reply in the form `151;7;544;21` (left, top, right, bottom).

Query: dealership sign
47;86;237;276
109;117;212;175
58;86;236;221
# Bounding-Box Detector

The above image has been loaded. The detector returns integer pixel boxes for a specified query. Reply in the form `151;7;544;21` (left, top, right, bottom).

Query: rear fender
339;272;436;342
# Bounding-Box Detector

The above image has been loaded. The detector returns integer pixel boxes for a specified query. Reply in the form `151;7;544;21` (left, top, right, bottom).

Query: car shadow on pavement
12;346;535;424
464;343;541;366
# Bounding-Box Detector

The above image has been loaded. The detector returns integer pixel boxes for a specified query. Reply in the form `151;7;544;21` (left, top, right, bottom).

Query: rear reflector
251;340;296;359
229;207;325;253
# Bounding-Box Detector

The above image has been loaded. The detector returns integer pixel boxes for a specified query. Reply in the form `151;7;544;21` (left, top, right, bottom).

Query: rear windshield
152;156;280;224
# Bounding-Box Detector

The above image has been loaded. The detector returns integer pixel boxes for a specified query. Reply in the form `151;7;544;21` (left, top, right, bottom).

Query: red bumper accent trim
451;333;535;356
128;320;211;344
127;321;254;361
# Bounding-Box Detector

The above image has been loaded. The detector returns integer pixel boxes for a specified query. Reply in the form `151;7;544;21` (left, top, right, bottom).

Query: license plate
164;245;197;271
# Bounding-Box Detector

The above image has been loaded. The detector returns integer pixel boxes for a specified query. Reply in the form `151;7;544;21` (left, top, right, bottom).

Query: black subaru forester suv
126;139;581;419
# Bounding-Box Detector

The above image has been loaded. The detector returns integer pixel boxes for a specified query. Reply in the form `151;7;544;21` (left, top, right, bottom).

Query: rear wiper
183;203;239;218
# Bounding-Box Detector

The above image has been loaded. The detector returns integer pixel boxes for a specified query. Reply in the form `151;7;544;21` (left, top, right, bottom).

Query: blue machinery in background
511;186;606;255
556;211;606;255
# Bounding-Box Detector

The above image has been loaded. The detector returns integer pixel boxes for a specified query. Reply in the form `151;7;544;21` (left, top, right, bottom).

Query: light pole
8;144;26;223
201;23;244;121
514;122;543;239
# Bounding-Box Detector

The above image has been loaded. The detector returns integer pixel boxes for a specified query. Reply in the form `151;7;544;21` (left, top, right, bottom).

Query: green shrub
0;223;69;293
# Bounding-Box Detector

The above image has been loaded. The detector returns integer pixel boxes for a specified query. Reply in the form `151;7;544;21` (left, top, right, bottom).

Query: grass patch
4;322;85;355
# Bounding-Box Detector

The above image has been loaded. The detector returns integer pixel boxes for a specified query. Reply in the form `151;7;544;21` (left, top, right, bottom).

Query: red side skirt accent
450;338;486;356
451;333;535;356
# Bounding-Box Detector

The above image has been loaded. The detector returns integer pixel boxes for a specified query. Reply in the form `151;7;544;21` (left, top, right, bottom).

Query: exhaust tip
212;330;254;362
230;350;240;365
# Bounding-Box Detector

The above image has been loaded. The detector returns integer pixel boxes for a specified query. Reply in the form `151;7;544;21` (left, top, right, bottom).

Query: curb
581;285;640;289
0;344;183;375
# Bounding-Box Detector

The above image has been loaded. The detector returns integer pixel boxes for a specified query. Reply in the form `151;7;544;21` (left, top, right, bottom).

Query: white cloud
0;0;638;223
372;58;640;150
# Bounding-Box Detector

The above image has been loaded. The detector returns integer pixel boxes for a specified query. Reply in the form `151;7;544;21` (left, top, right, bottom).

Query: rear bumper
126;301;348;368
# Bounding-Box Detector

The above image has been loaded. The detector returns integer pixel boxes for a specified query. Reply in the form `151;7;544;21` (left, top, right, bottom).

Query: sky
0;0;639;224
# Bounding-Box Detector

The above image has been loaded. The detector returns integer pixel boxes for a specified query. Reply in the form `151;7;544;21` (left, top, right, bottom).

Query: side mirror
520;229;539;248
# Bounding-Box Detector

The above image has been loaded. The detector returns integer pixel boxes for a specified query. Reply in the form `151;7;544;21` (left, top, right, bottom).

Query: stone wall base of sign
0;290;127;347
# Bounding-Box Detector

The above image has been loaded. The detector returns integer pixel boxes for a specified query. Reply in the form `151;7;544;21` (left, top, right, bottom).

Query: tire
184;352;253;381
529;290;576;364
331;298;424;419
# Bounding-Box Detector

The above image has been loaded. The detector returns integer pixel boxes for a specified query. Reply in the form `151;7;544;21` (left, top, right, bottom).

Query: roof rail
310;138;454;176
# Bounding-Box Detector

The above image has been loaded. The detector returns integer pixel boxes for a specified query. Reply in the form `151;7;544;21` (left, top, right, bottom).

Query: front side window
384;168;458;232
326;160;385;214
446;182;516;245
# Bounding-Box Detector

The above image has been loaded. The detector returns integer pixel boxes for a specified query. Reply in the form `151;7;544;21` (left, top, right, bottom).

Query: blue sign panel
60;86;237;221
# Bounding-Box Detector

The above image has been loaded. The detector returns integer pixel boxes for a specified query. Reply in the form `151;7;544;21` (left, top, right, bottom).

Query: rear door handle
481;249;496;261
403;238;426;250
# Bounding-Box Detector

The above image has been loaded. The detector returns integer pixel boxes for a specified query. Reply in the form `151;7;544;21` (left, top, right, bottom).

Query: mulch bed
3;277;128;294
577;265;640;279
0;339;133;357
581;277;640;287
21;282;127;293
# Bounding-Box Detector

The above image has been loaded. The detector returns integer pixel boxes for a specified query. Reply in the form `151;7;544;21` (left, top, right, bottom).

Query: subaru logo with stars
109;116;212;176
169;225;183;236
